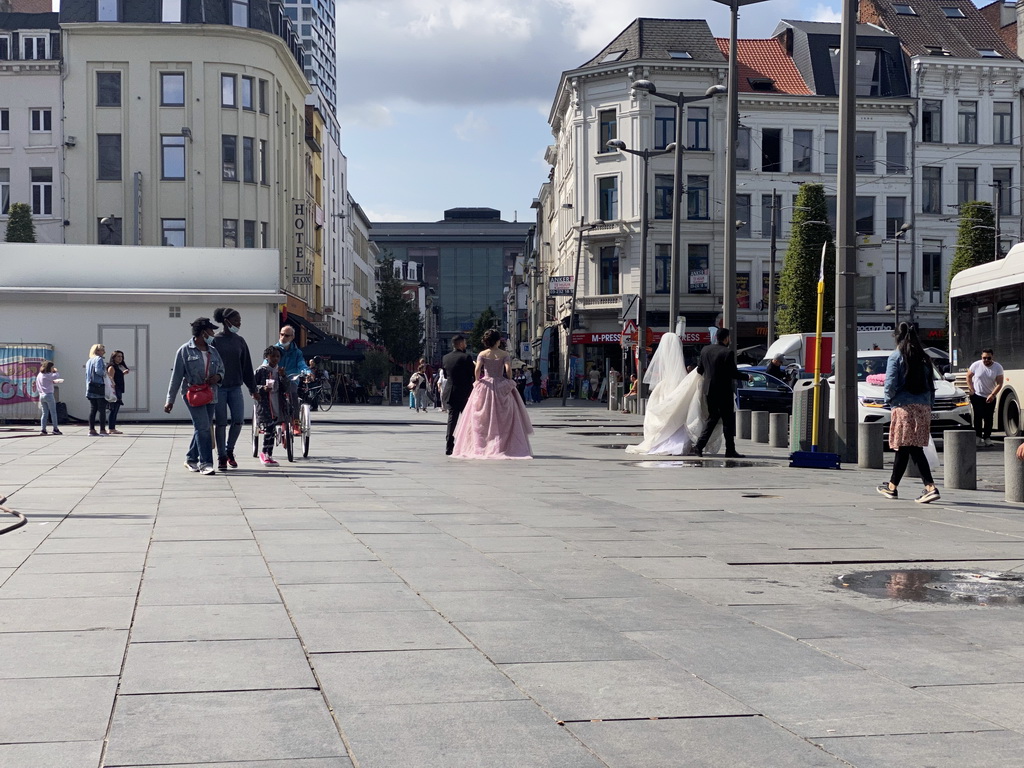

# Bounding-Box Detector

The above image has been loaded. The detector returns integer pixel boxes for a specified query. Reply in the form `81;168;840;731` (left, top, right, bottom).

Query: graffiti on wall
0;345;54;419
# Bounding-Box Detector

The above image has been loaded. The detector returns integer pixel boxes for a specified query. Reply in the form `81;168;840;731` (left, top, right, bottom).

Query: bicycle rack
0;495;27;537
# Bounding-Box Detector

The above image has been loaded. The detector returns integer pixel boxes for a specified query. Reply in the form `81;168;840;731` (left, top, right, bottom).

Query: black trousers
970;394;996;439
695;395;736;453
891;446;933;487
88;398;107;431
446;400;466;454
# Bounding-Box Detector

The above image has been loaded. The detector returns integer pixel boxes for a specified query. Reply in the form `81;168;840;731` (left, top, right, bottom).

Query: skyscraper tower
281;0;337;122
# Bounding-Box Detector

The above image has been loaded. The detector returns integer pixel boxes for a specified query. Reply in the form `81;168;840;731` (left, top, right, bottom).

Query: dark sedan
736;371;792;414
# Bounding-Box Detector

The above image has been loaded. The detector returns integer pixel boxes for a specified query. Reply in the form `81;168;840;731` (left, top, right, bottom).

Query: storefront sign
292;200;309;286
573;330;712;346
737;272;750;310
549;275;574;296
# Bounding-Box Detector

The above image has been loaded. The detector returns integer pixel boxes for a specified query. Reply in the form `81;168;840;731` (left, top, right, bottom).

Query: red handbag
185;352;214;406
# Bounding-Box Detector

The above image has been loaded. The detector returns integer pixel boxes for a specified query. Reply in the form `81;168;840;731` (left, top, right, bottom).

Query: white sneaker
976;437;985;448
985;439;995;447
199;464;216;475
184;460;199;472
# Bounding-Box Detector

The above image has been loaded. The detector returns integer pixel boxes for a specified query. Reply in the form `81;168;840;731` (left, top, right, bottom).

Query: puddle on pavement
572;431;644;437
621;459;775;469
837;569;1024;606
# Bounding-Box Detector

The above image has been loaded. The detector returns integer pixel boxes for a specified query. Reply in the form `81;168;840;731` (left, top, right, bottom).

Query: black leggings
891;446;933;487
88;398;107;431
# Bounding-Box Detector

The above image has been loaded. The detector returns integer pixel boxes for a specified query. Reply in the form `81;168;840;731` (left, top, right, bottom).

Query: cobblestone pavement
2;402;1023;767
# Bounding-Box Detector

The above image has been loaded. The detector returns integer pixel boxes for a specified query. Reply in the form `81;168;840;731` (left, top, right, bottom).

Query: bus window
997;285;1023;370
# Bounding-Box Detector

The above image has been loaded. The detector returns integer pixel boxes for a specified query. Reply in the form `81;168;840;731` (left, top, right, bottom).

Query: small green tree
776;184;835;335
366;255;423;370
947;201;995;297
4;203;36;243
357;348;392;395
468;306;498;352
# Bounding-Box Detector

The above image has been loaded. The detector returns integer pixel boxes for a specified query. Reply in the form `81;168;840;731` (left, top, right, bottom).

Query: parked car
736;371;793;414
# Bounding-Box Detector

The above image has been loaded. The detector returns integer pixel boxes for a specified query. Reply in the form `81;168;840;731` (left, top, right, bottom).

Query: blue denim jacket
85;354;106;399
884;350;934;408
166;339;226;405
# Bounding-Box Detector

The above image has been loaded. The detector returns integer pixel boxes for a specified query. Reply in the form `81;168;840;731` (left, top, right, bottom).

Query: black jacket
211;331;256;394
442;349;475;410
697;342;748;402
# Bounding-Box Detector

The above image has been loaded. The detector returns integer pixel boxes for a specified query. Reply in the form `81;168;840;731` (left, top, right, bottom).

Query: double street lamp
882;222;912;327
562;217;604;407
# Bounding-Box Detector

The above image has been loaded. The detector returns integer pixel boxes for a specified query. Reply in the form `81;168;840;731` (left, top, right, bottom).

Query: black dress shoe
724;451;745;459
692;447;703;457
445;449;453;456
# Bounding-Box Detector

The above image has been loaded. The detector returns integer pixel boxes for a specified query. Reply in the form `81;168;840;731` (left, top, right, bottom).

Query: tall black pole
894;236;900;328
767;187;778;344
637;151;650;404
668;98;685;327
562;216;587;407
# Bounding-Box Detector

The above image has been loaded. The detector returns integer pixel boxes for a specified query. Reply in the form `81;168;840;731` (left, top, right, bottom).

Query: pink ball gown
452;354;533;459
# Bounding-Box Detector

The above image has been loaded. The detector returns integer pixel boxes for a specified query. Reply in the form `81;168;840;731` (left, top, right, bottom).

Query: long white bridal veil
643;332;686;389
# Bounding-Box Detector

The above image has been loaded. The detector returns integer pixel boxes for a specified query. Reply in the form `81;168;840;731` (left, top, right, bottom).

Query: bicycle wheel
319;382;334;412
301;402;311;458
251;406;259;457
283;421;294;462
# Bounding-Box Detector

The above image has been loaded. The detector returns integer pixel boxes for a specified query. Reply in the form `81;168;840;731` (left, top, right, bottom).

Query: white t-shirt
968;359;1004;396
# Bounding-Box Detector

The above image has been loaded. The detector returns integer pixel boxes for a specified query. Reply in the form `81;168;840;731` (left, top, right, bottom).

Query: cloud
453;111;493;142
810;3;843;23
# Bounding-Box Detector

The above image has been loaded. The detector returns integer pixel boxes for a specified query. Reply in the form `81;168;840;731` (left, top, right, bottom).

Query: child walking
254;346;286;466
36;362;64;435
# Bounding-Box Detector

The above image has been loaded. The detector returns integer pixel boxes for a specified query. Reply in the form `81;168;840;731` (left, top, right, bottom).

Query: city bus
949;242;1024;437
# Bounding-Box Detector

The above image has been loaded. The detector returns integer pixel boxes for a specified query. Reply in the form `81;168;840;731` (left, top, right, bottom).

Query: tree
356;348;392;395
947;201;995;298
4;203;36;243
366;255;423;370
776;184;836;335
468;306;498;352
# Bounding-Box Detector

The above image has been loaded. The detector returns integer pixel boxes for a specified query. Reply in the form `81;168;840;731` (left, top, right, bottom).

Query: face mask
280;340;291;349
205;334;216;344
229;324;240;334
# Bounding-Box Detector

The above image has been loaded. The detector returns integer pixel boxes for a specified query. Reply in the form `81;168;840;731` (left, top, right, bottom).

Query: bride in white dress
625;332;723;456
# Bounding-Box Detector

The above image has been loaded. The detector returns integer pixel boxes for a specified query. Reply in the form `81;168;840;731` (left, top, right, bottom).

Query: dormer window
668;51;692;59
748;77;775;92
21;33;48;60
601;50;625;63
924;46;951;56
941;7;965;17
0;35;10;61
978;49;1003;58
893;4;917;14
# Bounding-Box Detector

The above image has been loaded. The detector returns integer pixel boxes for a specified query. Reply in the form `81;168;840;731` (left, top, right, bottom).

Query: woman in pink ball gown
452;328;533;459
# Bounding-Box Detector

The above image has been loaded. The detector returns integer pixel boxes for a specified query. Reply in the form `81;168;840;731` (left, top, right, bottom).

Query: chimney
9;0;53;11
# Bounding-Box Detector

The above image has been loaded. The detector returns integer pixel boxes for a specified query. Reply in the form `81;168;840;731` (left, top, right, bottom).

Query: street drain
622;459;775;468
837;569;1024;606
742;493;781;499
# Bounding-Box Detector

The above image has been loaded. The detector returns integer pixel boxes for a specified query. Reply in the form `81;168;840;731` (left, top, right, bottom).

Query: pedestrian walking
408;364;430;412
436;367;448;412
211;307;256;470
36;361;64;435
876;323;941;504
966;348;1003;447
692;327;749;458
531;367;542;403
85;343;109;437
442;334;474;455
589;366;601;401
106;350;130;434
165;317;225;476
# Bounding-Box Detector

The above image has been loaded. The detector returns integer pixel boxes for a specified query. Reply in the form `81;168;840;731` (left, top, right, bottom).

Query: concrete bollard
944;429;977;490
769;413;789;448
1006;437;1024;504
858;422;884;469
737;409;752;440
752;411;770;443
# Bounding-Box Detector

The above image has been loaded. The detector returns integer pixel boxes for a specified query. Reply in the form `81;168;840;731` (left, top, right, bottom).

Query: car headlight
955;399;969;407
859;397;888;408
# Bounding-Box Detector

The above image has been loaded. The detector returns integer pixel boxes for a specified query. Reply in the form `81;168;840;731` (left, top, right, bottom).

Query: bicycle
310;375;336;412
294;377;314;458
251;405;293;462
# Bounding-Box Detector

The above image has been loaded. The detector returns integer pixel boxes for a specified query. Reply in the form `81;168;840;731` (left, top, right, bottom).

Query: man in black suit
442;334;475;455
693;327;749;458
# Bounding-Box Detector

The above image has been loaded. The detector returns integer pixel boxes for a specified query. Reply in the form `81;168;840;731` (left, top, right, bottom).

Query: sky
337;0;843;224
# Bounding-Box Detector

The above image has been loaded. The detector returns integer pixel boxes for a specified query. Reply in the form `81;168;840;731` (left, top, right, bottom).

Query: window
994;168;1013;216
242;137;255;183
688;244;710;294
97;216;122;245
22;34;47;60
735;126;750;171
978;49;1002;58
598;176;618;221
30;168;52;216
885;197;906;239
826;195;837;230
856;196;875;235
241;77;254;110
855;131;875;173
260;222;269;248
941;6;965;16
0;168;9;215
96;72;121;107
161;73;185;106
599;246;619;295
0;36;9;61
761;128;781;172
792;130;812;172
654;244;670;294
958;101;977;144
259;79;269;114
169;305;181;318
893;3;916;13
161;135;186;179
221;74;236;107
922;100;942;143
30;109;52;132
223;219;238;247
222;135;237;180
922;167;941;214
243;220;256;248
162;0;182;22
885;132;906;174
598;109;616;153
824;130;838;173
736;195;751;238
97;0;119;21
231;0;249;27
97;134;122;180
829;48;880;96
957;167;977;205
687;107;708;150
856;276;875;310
761;193;781;238
0;109;8;132
162;219;186;247
654;174;673;220
885;272;906;308
259;139;268;184
654;105;674;150
686;175;709;220
994;102;1013;144
921;247;942;303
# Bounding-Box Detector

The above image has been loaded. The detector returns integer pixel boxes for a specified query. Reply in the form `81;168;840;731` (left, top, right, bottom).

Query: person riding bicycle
270;325;310;434
254;345;287;466
307;356;331;411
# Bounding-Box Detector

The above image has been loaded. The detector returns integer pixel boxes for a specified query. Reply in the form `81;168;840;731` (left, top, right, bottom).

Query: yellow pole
810;242;827;451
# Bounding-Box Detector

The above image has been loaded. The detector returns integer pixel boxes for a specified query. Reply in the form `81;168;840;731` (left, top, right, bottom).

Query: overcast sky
337;0;843;224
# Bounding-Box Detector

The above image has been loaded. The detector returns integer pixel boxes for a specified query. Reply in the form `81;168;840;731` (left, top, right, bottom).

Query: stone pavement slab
0;629;128;678
291;608;472;652
0;676;118;743
812;731;1024;768
129;603;296;642
0;740;104;768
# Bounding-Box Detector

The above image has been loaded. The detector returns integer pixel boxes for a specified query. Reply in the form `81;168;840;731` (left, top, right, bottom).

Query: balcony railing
577;294;622;310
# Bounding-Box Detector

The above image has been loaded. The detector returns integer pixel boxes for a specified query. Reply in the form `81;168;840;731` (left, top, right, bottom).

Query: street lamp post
630;80;725;329
883;222;912;327
605;139;674;400
562;216;602;407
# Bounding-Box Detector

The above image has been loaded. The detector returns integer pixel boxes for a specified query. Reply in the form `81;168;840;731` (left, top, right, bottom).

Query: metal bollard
737;409;752;440
858;422;884;469
1006;437;1024;504
769;413;789;448
944;429;977;490
751;411;769;443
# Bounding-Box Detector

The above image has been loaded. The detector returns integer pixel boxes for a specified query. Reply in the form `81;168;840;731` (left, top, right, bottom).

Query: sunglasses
982;357;993;361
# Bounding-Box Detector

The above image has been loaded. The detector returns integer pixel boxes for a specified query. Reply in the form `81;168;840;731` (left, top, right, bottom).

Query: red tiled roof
978;0;1017;54
715;38;812;95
